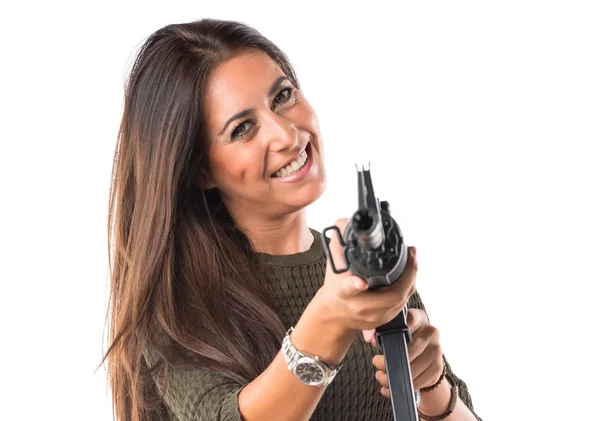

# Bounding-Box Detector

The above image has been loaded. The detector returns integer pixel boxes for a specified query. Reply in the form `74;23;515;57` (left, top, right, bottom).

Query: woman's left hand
362;308;444;397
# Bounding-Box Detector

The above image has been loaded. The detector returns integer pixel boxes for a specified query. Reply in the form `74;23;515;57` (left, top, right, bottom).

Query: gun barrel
354;165;385;250
351;208;385;250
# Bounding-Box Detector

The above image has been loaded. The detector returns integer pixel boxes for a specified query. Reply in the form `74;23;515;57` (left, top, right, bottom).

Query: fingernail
412;247;417;257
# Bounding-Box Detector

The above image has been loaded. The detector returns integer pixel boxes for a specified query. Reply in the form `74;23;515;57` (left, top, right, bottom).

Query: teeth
273;149;308;178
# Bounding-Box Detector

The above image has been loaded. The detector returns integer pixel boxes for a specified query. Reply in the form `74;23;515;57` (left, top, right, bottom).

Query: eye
273;86;296;108
228;85;297;141
230;120;254;140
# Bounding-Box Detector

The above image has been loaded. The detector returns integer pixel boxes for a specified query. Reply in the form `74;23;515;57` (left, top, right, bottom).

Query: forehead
204;50;284;127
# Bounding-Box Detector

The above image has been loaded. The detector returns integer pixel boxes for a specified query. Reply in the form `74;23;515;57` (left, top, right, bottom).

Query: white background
1;1;599;420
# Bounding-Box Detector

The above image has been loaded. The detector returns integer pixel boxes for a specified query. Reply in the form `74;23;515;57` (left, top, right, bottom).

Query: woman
101;18;482;421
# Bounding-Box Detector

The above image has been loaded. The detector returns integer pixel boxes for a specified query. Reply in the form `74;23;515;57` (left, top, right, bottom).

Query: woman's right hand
315;218;418;334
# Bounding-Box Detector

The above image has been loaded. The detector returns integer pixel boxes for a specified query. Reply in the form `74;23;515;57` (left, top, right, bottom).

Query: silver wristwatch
281;327;344;387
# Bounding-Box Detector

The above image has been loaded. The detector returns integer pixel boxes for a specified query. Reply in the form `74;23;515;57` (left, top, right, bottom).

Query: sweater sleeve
408;291;483;421
142;344;245;421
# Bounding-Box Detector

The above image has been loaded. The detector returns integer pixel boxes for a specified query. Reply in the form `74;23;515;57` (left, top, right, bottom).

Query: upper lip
271;143;309;175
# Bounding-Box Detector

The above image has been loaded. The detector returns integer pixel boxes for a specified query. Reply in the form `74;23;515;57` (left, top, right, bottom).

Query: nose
264;113;299;152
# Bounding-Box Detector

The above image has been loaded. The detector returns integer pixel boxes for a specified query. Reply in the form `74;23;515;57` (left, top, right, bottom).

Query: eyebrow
217;75;291;136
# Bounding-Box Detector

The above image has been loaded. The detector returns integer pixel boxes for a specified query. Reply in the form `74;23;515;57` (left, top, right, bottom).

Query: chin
283;178;326;213
306;178;326;205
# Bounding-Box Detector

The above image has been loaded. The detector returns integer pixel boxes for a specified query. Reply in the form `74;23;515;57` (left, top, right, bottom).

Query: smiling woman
100;18;481;421
199;49;326;228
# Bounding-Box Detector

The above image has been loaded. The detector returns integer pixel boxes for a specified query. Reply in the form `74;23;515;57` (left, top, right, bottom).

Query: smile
271;143;310;178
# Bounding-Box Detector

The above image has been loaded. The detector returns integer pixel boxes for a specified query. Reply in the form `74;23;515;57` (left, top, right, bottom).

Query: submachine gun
321;164;419;421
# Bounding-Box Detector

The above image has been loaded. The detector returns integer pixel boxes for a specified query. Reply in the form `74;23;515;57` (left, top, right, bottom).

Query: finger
375;370;389;388
407;323;439;363
362;329;376;343
338;275;369;298
380;387;390;398
406;309;428;338
372;354;386;372
413;356;444;391
411;346;444;390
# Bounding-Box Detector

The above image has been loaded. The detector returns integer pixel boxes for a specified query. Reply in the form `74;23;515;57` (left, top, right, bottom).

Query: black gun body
343;207;408;290
321;167;419;421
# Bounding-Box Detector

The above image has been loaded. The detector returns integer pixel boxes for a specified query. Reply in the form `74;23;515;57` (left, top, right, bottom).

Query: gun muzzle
351;208;385;250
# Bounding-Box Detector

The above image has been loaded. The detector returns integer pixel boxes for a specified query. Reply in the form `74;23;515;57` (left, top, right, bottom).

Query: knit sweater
143;228;482;421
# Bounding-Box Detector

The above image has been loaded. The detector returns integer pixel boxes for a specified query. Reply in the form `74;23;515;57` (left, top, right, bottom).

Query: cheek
290;101;322;147
210;145;264;182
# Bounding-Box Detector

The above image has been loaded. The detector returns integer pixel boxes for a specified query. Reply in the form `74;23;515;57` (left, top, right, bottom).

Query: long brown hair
99;19;300;421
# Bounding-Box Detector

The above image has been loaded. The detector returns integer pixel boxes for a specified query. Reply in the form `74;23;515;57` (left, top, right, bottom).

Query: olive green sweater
143;228;481;420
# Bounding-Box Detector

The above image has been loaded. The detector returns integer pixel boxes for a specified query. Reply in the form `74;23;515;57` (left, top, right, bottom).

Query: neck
229;207;314;255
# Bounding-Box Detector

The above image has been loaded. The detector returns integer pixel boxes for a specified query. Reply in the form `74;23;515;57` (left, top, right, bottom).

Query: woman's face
201;49;326;220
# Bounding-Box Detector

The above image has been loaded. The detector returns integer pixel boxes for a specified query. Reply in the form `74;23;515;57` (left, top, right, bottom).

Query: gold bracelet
417;374;459;421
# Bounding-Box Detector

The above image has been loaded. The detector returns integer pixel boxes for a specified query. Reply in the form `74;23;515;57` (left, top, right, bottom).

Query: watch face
295;357;326;385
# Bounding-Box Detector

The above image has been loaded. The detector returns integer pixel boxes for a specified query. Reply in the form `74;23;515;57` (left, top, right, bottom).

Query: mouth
270;142;311;178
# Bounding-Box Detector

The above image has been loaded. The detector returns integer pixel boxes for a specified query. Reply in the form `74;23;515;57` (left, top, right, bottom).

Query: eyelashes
273;86;295;107
229;85;297;141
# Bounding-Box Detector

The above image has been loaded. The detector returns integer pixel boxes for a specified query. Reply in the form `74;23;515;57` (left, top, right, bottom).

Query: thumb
339;275;369;298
